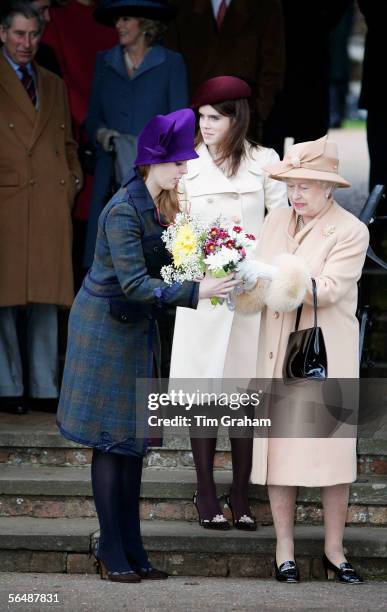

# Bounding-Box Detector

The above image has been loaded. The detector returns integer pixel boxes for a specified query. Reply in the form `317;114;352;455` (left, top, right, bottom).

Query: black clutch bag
282;278;327;384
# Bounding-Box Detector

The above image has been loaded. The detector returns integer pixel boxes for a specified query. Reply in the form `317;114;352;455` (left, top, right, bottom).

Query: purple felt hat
135;108;199;165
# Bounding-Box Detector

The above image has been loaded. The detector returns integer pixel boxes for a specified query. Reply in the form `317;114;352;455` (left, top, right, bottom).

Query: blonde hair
137;18;167;45
137;165;179;224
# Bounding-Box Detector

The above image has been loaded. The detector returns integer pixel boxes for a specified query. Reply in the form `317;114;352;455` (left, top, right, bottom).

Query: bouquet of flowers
161;214;256;307
160;212;208;284
203;223;256;305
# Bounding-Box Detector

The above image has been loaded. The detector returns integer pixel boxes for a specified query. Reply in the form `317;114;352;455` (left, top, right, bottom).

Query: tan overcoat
0;53;82;307
169;143;288;379
251;201;370;486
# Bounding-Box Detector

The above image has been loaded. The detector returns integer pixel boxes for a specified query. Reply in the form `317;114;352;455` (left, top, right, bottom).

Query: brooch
322;225;335;238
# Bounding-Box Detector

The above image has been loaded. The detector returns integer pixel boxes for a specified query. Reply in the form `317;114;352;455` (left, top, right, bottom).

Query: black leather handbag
282;278;327;384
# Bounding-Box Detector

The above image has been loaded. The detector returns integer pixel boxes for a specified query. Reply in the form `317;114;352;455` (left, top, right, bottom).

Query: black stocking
229;436;253;519
91;449;133;572
190;435;223;519
119;454;151;570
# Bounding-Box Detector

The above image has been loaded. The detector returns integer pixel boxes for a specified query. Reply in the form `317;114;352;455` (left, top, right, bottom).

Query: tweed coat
250;201;369;486
0;53;82;307
170;143;288;379
165;0;285;125
83;44;188;267
57;169;199;456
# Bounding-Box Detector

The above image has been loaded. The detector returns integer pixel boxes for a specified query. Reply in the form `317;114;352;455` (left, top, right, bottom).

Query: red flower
245;233;256;240
225;239;236;249
210;227;219;237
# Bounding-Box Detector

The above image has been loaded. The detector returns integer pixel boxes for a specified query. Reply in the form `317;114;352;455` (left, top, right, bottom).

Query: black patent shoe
193;491;230;530
134;566;168;580
322;554;363;584
274;560;300;583
0;396;29;415
225;495;257;531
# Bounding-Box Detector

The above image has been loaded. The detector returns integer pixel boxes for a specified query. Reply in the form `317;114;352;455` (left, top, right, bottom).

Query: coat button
232;193;240;200
9;123;14;129
153;246;159;253
60;124;65;129
269;351;273;359
29;179;35;186
26;149;32;157
207;197;214;203
121;315;128;322
273;311;279;319
60;179;66;185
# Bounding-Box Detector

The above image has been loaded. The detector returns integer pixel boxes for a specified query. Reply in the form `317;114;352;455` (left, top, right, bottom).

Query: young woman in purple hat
57;108;239;583
169;76;288;531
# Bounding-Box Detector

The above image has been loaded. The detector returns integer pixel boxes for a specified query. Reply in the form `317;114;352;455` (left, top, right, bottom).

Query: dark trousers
366;108;387;192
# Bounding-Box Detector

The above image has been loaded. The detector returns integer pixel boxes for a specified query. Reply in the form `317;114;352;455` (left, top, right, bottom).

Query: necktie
19;66;37;107
216;0;228;30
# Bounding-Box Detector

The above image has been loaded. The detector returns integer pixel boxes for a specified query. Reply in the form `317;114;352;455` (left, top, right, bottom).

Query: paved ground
329;126;369;217
0;574;386;612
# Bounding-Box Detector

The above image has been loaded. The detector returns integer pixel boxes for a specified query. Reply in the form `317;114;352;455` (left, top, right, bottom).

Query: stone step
0;465;386;525
0;517;386;579
1;412;386;474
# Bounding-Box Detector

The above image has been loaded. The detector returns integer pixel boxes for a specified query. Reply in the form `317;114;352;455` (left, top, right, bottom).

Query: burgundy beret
191;76;252;109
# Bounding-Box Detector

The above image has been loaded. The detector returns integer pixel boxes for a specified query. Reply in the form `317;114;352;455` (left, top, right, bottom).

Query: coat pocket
0;169;19;187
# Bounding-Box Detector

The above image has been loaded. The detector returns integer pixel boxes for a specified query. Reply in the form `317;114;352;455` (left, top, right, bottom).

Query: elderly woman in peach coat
237;136;369;583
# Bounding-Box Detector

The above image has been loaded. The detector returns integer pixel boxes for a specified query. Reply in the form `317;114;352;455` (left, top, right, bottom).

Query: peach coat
251;201;370;486
169;143;288;380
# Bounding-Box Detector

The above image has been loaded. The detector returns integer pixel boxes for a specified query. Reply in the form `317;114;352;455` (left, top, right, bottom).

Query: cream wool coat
251;201;370;486
169;143;288;380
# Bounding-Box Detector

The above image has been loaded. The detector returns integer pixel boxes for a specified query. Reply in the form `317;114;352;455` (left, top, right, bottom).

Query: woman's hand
198;274;241;300
236;259;277;290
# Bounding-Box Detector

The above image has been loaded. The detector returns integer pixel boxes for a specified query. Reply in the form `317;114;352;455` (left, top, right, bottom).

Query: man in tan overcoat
164;0;285;138
0;1;82;414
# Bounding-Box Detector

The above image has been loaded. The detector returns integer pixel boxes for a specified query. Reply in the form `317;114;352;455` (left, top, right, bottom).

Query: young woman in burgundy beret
169;76;288;531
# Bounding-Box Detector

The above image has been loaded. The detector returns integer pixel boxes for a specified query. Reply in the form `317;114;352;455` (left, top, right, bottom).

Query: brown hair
137;18;167;45
195;98;258;177
137;165;180;224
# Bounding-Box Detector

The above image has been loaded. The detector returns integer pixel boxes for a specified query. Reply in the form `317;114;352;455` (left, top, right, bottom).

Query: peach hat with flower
264;135;350;188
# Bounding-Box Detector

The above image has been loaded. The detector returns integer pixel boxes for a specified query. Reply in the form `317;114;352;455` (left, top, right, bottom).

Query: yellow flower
172;224;197;267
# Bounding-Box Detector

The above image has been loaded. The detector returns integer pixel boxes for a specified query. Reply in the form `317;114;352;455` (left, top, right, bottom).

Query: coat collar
103;44;167;82
286;199;336;247
122;167;169;225
0;53;57;148
185;142;265;195
0;52;36;125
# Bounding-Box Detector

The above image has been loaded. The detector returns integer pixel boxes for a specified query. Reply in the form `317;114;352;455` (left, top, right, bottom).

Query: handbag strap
294;278;317;331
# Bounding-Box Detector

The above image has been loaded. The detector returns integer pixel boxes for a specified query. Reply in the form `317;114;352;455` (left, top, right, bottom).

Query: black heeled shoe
90;540;141;583
274;560;300;583
193;491;230;530
225;495;257;531
133;566;168;580
322;554;363;584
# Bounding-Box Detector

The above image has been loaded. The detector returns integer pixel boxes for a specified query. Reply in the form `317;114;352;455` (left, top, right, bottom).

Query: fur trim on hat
265;254;310;312
234;279;268;314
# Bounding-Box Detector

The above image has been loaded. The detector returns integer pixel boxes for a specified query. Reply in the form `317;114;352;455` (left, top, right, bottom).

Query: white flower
290;154;301;168
204;246;241;271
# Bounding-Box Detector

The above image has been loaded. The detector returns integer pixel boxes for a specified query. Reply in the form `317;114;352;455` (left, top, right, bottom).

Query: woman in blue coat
57;108;239;582
84;0;189;267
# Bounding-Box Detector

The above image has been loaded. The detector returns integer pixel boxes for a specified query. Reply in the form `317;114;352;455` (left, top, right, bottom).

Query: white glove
236;259;277;290
96;127;120;152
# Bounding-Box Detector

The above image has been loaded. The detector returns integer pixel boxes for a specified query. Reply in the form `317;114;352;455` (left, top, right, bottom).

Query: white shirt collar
211;0;232;18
